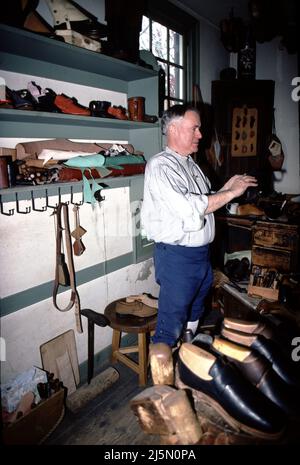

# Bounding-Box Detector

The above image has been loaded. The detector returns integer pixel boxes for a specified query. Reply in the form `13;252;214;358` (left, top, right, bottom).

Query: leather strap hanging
53;202;83;333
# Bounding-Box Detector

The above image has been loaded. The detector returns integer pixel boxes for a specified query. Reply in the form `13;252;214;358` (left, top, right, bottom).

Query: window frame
141;0;199;108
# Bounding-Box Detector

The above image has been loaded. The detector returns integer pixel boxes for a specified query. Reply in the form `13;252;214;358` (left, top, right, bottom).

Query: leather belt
53;202;83;333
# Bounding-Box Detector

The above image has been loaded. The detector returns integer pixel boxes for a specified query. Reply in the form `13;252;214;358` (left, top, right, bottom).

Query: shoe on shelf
89;100;111;118
143;114;158;123
26;83;61;113
107;105;128;120
7;88;35;110
0;87;14;108
178;342;286;440
54;94;91;116
27;81;47;102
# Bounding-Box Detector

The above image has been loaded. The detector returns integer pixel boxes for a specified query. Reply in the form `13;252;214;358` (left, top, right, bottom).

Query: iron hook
15;192;31;214
31;191;47;212
0;195;14;216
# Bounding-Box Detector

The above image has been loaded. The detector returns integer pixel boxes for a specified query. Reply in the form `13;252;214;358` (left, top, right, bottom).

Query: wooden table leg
138;332;148;386
87;319;95;384
111;329;121;364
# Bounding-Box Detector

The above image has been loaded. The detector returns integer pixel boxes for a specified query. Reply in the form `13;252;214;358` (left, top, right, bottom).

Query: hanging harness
53;202;83;333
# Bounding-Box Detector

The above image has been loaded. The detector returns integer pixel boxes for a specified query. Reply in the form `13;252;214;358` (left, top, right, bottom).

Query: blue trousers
152;242;213;347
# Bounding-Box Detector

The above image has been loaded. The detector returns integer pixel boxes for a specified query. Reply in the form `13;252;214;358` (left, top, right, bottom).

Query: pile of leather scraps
15;157;60;185
14;139;146;185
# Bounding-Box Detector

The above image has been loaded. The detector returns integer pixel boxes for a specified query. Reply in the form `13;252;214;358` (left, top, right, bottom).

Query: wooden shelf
0;174;144;203
0;109;159;139
0;24;157;86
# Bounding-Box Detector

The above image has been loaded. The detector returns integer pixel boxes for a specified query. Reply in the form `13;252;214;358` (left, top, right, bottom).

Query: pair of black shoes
177;316;300;440
6;85;61;113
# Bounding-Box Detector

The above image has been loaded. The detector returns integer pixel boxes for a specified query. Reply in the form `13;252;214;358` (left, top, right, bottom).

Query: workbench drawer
252;222;298;251
251;245;297;272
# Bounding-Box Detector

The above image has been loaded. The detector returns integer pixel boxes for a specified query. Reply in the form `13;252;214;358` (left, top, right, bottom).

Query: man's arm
205;174;258;214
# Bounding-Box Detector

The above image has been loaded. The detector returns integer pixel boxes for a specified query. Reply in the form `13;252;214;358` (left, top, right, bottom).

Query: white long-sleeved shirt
141;146;215;246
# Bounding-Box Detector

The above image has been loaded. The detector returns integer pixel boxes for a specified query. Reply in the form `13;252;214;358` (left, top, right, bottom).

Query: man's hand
205;174;258;214
227;174;258;197
220;174;258;194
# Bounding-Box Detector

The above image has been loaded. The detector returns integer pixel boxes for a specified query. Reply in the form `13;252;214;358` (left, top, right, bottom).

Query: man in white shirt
141;104;257;347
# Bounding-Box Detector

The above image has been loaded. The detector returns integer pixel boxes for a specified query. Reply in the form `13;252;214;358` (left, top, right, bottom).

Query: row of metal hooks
0;185;85;216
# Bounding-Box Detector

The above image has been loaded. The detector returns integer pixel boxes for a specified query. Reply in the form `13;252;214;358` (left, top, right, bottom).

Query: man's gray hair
161;103;199;135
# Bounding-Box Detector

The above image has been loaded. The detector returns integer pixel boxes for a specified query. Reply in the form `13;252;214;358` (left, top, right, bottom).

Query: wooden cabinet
211;80;275;195
251;221;299;272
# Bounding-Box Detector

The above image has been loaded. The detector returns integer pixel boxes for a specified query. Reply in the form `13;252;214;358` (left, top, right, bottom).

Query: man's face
170;110;202;156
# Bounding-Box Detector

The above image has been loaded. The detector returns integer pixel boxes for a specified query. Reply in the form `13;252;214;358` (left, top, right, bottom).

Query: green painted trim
0;175;143;203
78;333;137;384
0;252;134;317
0;24;156;84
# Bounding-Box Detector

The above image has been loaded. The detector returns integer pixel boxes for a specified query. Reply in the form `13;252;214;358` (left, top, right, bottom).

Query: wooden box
251;245;297;272
252;221;298;252
247;284;279;301
2;389;65;445
0;147;17;161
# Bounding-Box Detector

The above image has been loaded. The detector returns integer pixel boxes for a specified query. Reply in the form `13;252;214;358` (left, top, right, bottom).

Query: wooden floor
45;361;161;446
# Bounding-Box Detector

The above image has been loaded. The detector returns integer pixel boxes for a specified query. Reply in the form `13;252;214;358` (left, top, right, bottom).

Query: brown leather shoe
107;105;128;120
54;94;91;116
237;204;264;216
115;299;157;317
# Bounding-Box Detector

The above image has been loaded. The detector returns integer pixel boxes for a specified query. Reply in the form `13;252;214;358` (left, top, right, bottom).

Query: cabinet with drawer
251;221;299;272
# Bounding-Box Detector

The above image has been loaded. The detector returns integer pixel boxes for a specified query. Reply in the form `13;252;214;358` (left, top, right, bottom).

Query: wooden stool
104;299;157;386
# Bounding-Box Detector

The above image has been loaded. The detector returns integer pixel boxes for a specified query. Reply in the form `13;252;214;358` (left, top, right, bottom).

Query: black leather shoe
212;337;300;418
182;329;194;343
178;343;286;439
221;327;300;387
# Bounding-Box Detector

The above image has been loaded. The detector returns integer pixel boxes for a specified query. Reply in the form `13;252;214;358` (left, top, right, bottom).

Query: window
140;16;186;109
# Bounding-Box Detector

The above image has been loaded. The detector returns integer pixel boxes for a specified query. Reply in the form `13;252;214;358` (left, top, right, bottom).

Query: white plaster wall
256;38;300;194
0;187;132;298
0;259;159;384
199;20;228;104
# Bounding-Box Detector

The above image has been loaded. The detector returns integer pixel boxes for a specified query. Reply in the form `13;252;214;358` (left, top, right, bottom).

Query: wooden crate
251;245;297;272
252;221;298;251
2;389;65;445
247;284;279;301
